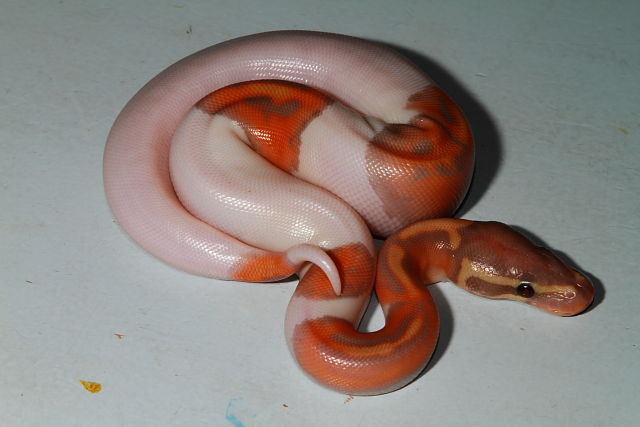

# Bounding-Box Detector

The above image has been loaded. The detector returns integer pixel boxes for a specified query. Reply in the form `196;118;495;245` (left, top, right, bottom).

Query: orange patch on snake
197;80;332;172
365;86;474;233
291;300;438;395
291;236;441;394
293;243;375;300
407;85;472;145
232;252;296;283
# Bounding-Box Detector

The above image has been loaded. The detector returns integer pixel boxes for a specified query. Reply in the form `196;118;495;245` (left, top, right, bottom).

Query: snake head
458;221;594;316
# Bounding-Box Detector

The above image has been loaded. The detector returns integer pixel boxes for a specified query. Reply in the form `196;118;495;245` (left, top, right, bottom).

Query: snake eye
517;282;535;298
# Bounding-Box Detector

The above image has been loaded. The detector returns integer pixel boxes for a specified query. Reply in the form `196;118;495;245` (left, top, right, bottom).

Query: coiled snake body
103;31;594;395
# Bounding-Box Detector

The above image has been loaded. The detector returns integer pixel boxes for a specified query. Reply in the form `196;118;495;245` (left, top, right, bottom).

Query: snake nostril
517;282;535;298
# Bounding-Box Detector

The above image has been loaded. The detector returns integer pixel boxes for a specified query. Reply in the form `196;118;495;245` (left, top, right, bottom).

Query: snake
103;31;594;395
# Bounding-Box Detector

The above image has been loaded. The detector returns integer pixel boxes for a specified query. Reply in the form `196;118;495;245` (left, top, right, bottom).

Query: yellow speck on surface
618;127;629;135
114;333;125;339
79;380;101;393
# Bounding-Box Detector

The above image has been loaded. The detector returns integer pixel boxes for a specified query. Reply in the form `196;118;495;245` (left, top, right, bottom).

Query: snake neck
376;218;471;301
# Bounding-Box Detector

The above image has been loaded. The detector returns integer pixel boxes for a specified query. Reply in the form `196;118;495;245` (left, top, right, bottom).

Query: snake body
103;31;594;395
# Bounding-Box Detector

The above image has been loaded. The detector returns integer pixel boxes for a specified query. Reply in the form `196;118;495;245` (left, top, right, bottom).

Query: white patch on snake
297;104;404;235
170;109;367;253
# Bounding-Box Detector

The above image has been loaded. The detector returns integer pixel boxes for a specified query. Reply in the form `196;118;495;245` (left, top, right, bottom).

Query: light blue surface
2;1;639;426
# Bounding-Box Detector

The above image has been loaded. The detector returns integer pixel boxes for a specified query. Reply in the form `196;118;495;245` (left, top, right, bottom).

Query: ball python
103;31;594;395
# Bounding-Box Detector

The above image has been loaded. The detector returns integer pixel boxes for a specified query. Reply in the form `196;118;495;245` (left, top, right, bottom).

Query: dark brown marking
465;276;515;299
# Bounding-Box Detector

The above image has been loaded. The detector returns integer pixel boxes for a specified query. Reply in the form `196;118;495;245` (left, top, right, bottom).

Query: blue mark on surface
225;397;246;427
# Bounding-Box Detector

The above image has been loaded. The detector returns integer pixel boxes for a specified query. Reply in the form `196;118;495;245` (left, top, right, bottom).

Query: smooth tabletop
1;1;639;426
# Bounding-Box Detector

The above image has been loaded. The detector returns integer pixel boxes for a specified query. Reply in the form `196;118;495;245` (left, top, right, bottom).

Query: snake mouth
532;276;595;316
571;275;596;315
